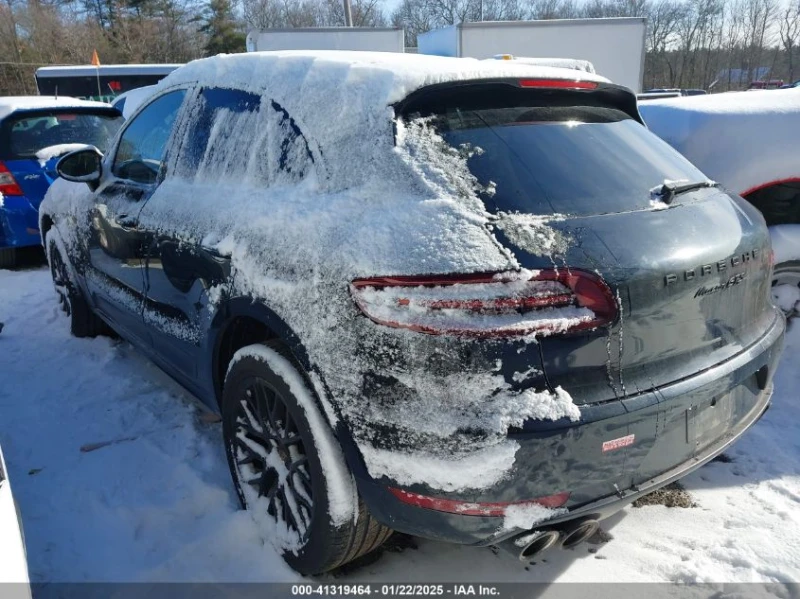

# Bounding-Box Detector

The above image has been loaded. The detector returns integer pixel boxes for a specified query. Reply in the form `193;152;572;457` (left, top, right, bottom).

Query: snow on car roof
160;50;608;105
155;50;610;195
639;88;800;195
489;56;596;73
0;96;112;122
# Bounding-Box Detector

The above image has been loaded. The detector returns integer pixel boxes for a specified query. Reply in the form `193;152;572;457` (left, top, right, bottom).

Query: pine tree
200;0;245;56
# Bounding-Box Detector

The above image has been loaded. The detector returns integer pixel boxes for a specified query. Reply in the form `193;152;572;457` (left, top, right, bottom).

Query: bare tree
780;0;800;80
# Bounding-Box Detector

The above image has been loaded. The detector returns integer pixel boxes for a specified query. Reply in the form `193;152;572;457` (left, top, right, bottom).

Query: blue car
0;97;122;267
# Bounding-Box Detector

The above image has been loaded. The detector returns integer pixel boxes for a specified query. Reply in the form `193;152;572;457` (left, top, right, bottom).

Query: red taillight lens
0;162;23;196
388;487;570;516
519;79;598;90
350;269;617;337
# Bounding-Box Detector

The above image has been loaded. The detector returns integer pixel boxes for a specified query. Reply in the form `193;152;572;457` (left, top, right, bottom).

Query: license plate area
692;374;758;455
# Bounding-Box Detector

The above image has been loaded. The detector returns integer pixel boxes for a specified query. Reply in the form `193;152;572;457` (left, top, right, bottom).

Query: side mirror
56;147;103;190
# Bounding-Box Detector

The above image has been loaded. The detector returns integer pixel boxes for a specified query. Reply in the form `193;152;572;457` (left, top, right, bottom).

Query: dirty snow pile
2;267;800;584
639;89;800;196
42;51;595;495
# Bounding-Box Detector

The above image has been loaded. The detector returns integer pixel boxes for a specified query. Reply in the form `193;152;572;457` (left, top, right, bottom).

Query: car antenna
54;85;58;100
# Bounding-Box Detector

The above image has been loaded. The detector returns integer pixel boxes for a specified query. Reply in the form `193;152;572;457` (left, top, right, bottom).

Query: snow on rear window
414;105;709;217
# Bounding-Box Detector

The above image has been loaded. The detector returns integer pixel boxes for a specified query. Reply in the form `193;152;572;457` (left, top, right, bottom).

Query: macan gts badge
665;247;760;286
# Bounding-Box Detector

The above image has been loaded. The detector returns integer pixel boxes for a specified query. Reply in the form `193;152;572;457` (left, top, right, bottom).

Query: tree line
1;0;799;95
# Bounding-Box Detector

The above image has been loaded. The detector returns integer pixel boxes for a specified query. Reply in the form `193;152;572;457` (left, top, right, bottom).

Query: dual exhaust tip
506;519;601;562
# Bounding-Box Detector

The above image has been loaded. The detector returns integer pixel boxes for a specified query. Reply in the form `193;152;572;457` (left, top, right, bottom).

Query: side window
180;87;261;175
270;100;313;183
112;89;186;185
176;87;313;185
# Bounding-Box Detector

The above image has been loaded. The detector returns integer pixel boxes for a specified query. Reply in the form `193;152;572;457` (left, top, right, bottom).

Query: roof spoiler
394;78;643;125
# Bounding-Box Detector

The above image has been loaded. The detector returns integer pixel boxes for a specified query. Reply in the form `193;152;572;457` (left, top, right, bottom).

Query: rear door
138;87;315;380
84;89;187;341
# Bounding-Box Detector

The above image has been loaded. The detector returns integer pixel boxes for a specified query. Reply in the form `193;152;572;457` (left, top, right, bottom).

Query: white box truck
246;27;405;53
418;18;647;92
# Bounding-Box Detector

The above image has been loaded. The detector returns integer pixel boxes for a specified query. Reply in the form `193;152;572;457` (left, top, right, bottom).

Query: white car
640;89;800;316
110;85;157;120
0;444;31;596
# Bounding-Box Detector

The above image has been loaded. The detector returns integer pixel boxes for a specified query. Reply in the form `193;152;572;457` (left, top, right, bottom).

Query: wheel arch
39;212;54;247
209;297;317;410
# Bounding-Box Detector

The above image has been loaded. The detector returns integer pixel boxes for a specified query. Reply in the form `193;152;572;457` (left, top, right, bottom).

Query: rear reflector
388;487;570;516
350;269;617;337
519;79;598;90
0;162;23;196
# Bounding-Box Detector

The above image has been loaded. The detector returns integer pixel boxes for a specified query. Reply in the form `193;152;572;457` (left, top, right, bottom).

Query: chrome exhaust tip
559;519;600;549
515;530;562;561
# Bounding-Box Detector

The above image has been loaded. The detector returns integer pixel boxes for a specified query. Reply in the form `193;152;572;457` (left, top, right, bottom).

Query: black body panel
351;314;782;544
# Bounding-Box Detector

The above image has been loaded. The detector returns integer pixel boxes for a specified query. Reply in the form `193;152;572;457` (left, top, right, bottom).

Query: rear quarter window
177;87;313;185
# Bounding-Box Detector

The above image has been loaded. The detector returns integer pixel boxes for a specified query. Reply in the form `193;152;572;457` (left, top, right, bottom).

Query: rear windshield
403;99;709;217
0;111;122;160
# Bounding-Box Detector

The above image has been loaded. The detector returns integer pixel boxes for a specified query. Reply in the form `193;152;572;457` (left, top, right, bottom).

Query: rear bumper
0;195;40;250
351;309;785;546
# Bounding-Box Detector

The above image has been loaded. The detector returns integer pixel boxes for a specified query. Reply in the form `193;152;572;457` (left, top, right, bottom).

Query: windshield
410;104;710;217
0;111;123;160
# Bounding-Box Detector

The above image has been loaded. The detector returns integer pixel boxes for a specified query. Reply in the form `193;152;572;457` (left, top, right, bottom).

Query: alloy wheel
233;379;314;540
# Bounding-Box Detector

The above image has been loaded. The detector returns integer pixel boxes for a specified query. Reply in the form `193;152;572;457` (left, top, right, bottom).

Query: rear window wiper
656;179;719;204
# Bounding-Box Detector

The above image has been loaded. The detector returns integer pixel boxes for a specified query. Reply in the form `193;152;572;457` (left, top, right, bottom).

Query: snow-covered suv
41;51;784;574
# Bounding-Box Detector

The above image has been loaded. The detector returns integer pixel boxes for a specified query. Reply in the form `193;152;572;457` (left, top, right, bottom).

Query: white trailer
246;27;405;53
418;18;647;92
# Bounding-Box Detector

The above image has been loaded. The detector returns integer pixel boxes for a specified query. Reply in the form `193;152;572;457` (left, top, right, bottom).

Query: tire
0;247;17;269
772;260;800;318
222;343;393;575
45;229;109;338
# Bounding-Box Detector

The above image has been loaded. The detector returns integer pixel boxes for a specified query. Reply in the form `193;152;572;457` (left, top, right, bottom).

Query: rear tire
222;342;392;575
45;230;109;338
772;260;800;318
0;247;17;269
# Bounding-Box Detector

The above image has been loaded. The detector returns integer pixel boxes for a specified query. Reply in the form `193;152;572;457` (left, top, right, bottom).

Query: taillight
519;79;598;90
350;269;617;337
0;162;23;196
388;487;570;516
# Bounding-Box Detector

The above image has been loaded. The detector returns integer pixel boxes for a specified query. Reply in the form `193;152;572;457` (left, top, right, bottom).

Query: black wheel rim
233;380;314;541
49;243;71;316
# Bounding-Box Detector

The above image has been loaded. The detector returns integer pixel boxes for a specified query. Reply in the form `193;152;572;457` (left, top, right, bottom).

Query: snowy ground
1;266;799;584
